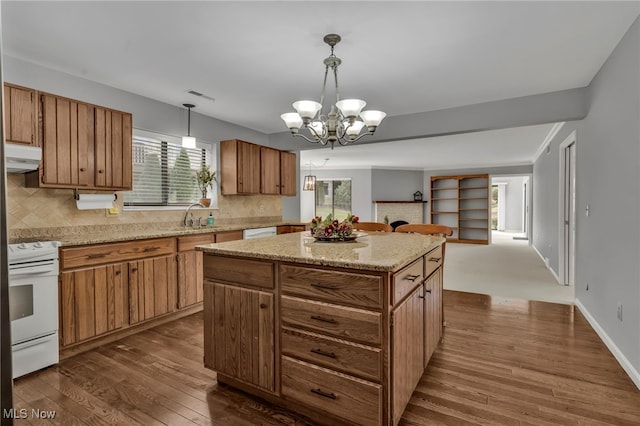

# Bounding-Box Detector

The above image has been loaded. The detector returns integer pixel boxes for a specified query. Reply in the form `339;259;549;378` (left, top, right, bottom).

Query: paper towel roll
75;193;116;210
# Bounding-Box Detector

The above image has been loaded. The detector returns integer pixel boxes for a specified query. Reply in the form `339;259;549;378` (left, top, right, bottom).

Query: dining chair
394;224;453;238
352;221;394;232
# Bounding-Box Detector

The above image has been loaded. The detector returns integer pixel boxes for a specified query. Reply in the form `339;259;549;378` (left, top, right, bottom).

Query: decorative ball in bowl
310;213;360;242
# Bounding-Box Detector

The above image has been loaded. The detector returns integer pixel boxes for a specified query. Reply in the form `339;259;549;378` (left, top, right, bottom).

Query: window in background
123;130;217;208
314;179;352;220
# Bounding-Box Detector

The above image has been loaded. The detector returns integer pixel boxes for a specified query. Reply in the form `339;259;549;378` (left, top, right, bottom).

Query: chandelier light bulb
281;112;303;130
335;99;366;118
345;120;365;137
293;100;322;120
360;110;387;127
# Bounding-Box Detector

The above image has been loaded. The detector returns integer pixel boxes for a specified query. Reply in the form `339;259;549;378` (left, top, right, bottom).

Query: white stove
8;240;61;378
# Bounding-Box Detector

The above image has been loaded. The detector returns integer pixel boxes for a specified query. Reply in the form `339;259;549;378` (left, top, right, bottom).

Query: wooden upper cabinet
94;107;133;190
280;151;296;196
3;83;37;146
220;139;261;195
38;93;93;188
260;146;281;195
26;91;132;190
221;139;297;196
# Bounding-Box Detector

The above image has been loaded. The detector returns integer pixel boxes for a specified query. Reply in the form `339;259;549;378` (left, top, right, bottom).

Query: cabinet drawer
425;245;443;278
281;296;381;345
281;327;381;382
203;254;274;289
280;264;382;309
177;234;214;252
281;356;382;426
392;257;424;305
61;238;175;269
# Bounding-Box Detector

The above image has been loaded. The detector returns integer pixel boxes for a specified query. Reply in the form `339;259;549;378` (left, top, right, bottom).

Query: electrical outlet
617;302;623;322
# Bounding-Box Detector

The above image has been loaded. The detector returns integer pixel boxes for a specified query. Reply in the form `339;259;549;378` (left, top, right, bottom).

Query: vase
199;198;211;207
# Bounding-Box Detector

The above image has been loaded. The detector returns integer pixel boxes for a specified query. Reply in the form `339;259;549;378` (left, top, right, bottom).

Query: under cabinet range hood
4;143;42;173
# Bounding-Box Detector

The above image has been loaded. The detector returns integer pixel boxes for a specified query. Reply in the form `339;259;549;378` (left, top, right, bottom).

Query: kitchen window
315;179;352;220
123;129;217;208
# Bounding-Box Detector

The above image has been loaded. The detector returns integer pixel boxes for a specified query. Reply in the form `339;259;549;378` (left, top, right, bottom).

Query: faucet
183;202;205;227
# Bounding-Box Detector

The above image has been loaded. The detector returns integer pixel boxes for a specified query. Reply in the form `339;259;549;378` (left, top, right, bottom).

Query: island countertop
197;231;443;272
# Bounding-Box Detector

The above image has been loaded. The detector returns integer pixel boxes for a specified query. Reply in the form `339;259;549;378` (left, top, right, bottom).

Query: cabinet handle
419;294;425;299
310;388;337;400
115;271;121;276
310;348;337;359
426;289;432;294
86;253;108;259
405;274;420;282
143;246;160;252
429;257;441;262
131;268;138;272
259;303;268;309
310;282;337;290
310;315;337;324
80;168;86;172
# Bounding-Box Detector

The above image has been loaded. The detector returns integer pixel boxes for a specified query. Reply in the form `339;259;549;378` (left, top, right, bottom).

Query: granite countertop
8;221;307;246
197;231;443;272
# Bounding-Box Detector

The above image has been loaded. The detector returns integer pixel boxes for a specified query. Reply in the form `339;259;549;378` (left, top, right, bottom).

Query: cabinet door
204;282;275;392
94;107;133;190
177;250;204;308
40;94;92;187
129;255;177;324
280;151;297;196
260;146;281;194
3;83;36;145
238;140;261;194
424;268;443;366
60;263;127;346
391;285;424;424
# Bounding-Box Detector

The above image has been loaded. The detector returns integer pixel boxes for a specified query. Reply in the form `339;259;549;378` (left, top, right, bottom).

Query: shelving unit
430;174;489;244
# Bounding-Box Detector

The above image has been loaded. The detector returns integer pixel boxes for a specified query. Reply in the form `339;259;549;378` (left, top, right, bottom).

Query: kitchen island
198;231;445;426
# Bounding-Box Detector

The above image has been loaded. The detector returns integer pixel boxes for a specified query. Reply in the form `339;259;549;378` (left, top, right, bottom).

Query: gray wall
371;169;425;201
534;17;640;379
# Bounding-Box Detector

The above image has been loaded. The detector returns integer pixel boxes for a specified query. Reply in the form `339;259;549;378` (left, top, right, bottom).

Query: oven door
9;267;58;345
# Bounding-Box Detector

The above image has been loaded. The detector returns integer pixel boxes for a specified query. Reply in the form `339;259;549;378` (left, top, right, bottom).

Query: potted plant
196;164;217;207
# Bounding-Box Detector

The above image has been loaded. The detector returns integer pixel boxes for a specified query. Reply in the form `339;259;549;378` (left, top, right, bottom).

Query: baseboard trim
575;298;640;391
532;244;562;284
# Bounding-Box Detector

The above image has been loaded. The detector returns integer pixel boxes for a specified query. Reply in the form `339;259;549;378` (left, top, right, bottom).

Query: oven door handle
9;264;57;277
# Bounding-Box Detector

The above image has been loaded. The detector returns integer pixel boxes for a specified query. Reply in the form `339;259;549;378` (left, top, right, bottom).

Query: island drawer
424;245;443;278
281;356;382;426
280;264;382;309
392;257;424;304
203;255;274;289
60;238;175;269
281;296;381;345
281;327;381;382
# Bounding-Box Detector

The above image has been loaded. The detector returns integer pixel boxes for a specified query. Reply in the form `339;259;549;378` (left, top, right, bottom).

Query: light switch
585;204;590;216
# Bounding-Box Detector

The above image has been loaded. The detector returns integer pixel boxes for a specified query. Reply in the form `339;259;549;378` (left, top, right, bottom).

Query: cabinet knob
259;303;268;309
80;168;86;172
131;268;138;272
98;170;104;174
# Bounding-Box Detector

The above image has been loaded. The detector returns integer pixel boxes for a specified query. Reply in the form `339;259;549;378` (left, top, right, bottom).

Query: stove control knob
34;242;43;248
18;243;28;249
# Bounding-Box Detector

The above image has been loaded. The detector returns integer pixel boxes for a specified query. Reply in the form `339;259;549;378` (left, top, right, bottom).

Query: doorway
490;175;531;242
559;131;576;287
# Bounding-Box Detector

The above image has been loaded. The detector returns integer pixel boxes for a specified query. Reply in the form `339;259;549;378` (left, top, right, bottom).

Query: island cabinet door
424;268;443;367
391;284;424;425
203;281;275;393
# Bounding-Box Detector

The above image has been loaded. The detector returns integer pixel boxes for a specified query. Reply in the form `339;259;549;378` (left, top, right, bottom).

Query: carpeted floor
444;231;574;304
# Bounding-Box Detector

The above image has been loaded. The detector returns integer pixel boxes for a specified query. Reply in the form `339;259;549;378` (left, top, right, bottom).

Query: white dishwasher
243;226;277;239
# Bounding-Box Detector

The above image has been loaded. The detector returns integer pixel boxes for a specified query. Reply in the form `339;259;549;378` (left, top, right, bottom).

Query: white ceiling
2;1;638;169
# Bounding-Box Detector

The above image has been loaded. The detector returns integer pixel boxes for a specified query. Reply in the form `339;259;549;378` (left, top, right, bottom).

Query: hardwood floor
12;291;640;425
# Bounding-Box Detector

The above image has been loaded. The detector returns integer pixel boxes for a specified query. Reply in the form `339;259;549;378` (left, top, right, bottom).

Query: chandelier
281;34;386;149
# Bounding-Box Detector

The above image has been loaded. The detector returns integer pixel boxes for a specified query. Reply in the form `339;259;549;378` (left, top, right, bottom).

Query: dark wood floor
12;291;640;425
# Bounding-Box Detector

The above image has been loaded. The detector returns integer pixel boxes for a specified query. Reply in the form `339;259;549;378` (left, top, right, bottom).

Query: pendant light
182;103;197;149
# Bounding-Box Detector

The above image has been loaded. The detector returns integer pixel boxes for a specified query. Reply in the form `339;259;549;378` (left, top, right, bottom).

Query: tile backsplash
6;174;283;230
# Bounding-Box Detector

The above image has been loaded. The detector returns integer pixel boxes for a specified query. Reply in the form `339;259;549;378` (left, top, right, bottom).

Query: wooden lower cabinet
177;234;213;308
203;281;275;392
424;268;443;366
60;263;126;346
391;285;424;421
128;255;177;324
